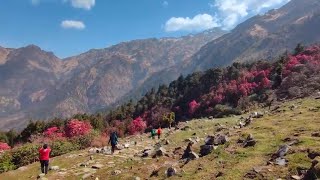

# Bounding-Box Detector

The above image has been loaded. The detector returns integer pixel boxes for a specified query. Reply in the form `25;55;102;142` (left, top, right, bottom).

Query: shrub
90;133;108;148
11;143;38;168
128;117;147;135
69;131;96;149
212;105;242;118
0;152;15;173
0;142;11;152
50;140;79;157
65;119;93;138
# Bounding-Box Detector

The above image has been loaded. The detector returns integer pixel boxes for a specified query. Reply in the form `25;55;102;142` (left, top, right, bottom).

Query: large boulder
166;167;177;177
205;134;228;146
200;145;214;156
153;147;167;158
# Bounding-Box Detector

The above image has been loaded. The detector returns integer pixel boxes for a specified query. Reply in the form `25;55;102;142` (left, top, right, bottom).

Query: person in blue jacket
108;131;118;154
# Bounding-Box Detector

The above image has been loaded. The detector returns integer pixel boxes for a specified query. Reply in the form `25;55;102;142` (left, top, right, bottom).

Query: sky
0;0;290;58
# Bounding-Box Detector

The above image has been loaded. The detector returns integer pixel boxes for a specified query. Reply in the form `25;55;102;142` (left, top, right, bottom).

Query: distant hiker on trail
108;131;118;154
39;144;51;174
157;127;162;139
151;128;156;139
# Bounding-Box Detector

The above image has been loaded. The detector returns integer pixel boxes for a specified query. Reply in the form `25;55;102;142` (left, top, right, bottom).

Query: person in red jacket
157;127;162;139
39;144;51;174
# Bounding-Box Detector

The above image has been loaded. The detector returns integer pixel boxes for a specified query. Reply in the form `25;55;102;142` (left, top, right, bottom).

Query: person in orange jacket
39;144;51;174
157;127;162;139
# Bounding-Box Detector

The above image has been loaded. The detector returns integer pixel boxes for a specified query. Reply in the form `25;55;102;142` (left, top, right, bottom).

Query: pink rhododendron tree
43;126;65;140
128;117;147;135
65;119;92;138
0;142;11;152
188;100;200;115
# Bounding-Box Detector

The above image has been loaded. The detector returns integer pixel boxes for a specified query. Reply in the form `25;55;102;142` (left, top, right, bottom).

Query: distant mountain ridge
185;0;320;72
0;28;226;130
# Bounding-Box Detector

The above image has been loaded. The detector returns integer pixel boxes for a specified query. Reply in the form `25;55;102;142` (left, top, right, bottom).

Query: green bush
50;140;79;157
0;152;15;173
70;131;96;149
212;105;242;118
11;143;38;168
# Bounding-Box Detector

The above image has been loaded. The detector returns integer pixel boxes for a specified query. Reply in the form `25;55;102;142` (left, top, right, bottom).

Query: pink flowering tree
128;117;147;135
43;126;65;140
188;100;200;116
0;142;11;152
65;119;92;138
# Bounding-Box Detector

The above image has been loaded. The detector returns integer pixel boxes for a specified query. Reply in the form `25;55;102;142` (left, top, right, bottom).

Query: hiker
39;144;51;174
108;131;118;154
157;127;162;139
151;128;156;139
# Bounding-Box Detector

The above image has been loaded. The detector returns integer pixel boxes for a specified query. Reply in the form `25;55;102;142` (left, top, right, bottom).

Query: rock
112;170;122;175
49;166;59;171
153;147;166;158
173;147;183;155
272;144;289;159
251;112;263;118
132;177;141;180
275;158;287;166
90;155;94;160
91;164;104;169
213;134;228;145
181;126;191;131
243;134;256;148
253;166;263;173
291;175;301;180
116;144;124;150
216;171;223;178
307;149;320;159
37;174;45;179
124;143;130;148
82;173;93;179
17;166;28;171
303;160;319;180
166;167;177;177
189;151;199;160
208;116;214;120
200;145;214;156
311;132;320;137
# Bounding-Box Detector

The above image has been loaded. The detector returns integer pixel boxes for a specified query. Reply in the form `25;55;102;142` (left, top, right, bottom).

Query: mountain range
1;0;320;130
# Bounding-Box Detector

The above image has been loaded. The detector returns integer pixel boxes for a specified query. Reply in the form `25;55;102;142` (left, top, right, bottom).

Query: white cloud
69;0;95;10
61;20;85;30
162;1;169;7
165;14;219;32
213;0;291;29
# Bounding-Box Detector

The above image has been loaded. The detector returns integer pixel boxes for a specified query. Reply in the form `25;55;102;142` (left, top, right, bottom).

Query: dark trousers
158;134;160;139
111;143;116;154
40;160;49;174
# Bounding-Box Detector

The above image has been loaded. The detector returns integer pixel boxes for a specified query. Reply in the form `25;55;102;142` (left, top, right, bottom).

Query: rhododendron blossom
44;126;65;139
128;117;147;135
65;119;92;137
188;100;200;115
0;142;11;152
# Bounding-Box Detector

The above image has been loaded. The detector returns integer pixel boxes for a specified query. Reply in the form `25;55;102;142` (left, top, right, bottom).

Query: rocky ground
1;97;320;180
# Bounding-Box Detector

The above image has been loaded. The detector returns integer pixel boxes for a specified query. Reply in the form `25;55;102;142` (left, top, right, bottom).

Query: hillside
0;29;226;130
1;97;320;179
184;0;320;72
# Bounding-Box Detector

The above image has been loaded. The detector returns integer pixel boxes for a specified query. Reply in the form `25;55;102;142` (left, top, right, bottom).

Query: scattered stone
112;170;122;176
272;144;289;159
124;143;130;148
150;169;159;177
91;164;104;169
275;158;287;166
17;166;28;171
311;132;320;137
243;134;256;148
132;177;141;180
173;147;183;155
307;149;320;159
153;147;166;158
181;126;191;131
208;116;214;120
166;167;177;177
253;166;263;173
291;175;301;180
49;166;59;171
189;152;199;160
200;145;214;156
116;144;124;150
90;155;94;160
244;171;257;179
289;104;298;110
251;112;263;118
303;160;319;180
82;173;93;179
216;171;223;178
37;174;45;179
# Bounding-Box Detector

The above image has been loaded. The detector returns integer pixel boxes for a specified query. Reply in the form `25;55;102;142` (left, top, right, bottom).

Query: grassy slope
1;98;320;180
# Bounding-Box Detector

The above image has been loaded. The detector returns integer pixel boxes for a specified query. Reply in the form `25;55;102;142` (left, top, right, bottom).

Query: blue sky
0;0;290;58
